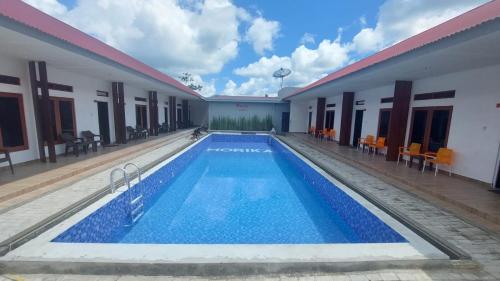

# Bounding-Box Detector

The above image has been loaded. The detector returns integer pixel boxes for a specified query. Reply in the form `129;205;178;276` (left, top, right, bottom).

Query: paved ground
2;133;500;280
0;269;495;280
289;134;500;228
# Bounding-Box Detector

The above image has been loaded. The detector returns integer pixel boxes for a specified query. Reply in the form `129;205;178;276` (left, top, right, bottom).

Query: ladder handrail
110;168;130;193
124;163;142;182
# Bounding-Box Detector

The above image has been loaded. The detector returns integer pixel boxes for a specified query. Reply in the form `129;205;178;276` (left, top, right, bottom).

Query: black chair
191;128;201;140
61;133;88;157
136;126;149;138
127;126;140;141
159;123;169;134
81;130;103;152
0;148;14;174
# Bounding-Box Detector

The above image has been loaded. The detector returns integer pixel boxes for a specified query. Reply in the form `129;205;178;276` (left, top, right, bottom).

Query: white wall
350;85;394;144
124;84;148;128
157;93;168;126
290;96;344;137
0;54;121;165
289;100;309;132
325;94;343;141
409;64;500;183
286;65;500;183
0;55;37;165
190;100;208;126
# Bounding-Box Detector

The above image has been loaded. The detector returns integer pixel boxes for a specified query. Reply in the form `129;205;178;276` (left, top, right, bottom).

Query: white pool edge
1;133;448;264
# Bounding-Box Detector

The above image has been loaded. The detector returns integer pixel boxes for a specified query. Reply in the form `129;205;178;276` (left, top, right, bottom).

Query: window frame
47;96;77;144
0;92;29;152
408;106;453;152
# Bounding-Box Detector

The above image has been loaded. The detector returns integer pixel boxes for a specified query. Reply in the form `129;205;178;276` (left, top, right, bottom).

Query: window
325;110;335;129
409;106;453;153
44;97;76;142
377;109;391;138
0;92;28;151
164;107;168;125
136;104;148;129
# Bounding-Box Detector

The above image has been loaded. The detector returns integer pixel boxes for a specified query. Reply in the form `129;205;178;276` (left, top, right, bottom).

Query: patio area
0;129;196;212
282;133;500;232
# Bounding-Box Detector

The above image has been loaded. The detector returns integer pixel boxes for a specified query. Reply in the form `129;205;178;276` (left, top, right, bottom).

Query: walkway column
315;97;325;130
28;61;46;162
38;62;56;162
339;92;354;146
169;96;176;131
386;81;412;161
112;82;126;144
148;91;158;136
182;100;189;128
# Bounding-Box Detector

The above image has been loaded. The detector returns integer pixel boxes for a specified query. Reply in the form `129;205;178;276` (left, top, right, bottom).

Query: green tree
179;72;203;91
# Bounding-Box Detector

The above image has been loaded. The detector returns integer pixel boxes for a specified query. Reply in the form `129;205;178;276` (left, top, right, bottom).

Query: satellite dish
273;67;292;89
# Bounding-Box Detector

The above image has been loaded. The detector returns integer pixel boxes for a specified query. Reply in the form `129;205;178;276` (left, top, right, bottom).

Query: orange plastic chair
328;129;336;141
358;135;375;151
308;126;316;136
318;128;330;140
369;137;386;156
422;148;454;176
397;143;422;166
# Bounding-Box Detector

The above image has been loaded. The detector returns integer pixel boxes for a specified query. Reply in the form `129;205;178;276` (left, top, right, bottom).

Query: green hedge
210;115;273;131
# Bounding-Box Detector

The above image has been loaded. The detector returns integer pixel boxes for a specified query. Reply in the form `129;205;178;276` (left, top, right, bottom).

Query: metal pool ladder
109;163;144;224
124;163;144;224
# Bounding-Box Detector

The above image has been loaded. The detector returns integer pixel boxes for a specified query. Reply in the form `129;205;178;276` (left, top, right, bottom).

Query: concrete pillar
339;92;354;146
386;81;412;161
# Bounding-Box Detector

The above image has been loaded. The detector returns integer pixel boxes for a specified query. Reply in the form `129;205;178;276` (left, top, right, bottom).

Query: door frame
377;108;392;138
135;104;148;128
352;109;364;147
96;101;110;144
325;110;335;129
281;112;290;133
0;92;29;151
408;106;453;152
307;111;312;130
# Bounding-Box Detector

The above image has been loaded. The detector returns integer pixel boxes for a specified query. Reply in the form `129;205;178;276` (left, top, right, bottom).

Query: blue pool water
53;134;406;244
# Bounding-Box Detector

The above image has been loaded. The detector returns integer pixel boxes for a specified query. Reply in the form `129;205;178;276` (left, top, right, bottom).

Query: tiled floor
1;269;496;281
286;133;500;230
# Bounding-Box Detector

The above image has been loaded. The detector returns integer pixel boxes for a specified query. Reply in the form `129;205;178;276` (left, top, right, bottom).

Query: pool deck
1;132;500;280
285;133;500;231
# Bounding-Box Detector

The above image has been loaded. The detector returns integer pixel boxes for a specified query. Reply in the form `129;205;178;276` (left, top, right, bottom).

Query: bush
210;115;274;131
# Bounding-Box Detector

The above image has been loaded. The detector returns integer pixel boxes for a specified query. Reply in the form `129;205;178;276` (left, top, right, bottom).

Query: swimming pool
3;133;447;270
53;134;405;244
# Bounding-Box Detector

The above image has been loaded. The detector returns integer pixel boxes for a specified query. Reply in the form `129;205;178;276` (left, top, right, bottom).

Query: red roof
0;0;202;99
287;0;500;99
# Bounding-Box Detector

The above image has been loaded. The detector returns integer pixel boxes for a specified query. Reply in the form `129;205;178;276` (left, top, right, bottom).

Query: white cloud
22;0;278;78
24;0;67;16
299;33;316;45
225;38;350;96
245;17;280;55
190;74;217;97
352;0;488;54
359;16;367;26
227;0;487;96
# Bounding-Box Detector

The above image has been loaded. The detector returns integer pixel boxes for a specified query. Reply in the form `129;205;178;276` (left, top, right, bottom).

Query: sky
24;0;488;97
